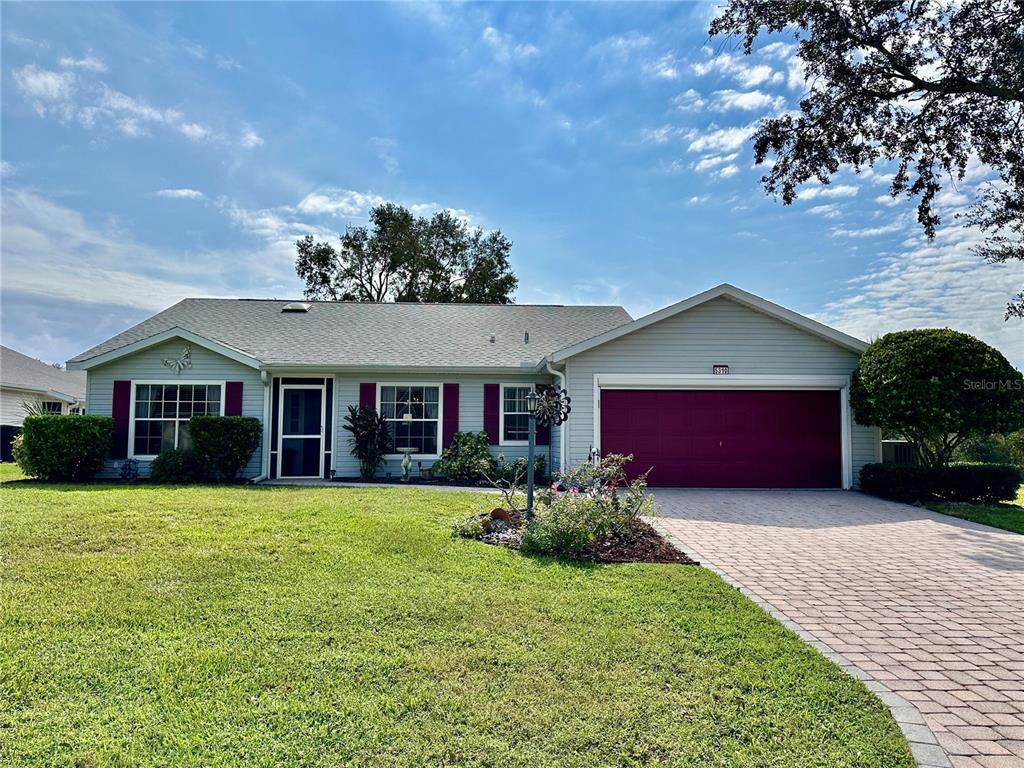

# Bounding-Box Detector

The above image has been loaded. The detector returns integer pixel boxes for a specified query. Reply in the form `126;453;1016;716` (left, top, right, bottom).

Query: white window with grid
131;382;223;457
378;384;441;456
501;385;533;445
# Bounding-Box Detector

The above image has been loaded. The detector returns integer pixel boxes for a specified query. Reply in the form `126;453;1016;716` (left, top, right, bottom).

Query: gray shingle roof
1;346;86;398
68;299;633;369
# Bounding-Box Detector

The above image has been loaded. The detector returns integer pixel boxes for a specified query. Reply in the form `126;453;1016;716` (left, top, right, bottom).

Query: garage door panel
601;389;841;488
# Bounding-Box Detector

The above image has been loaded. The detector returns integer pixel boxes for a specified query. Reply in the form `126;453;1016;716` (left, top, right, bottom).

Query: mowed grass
926;484;1024;535
1;476;913;768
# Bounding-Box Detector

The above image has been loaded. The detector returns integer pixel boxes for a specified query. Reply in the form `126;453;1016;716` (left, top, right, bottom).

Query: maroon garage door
600;389;841;488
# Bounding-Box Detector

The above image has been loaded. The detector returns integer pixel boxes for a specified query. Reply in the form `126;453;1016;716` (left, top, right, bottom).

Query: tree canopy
710;0;1024;317
850;329;1024;468
295;203;518;304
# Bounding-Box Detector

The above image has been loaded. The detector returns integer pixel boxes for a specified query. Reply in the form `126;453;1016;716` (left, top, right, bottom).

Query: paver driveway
652;490;1024;768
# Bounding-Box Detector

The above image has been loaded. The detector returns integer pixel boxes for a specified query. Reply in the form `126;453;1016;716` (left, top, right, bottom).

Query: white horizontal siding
328;371;559;479
86;339;265;478
563;296;880;485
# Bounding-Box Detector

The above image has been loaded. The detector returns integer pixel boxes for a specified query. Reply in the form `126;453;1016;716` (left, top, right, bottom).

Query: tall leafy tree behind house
295;203;518;303
709;0;1024;317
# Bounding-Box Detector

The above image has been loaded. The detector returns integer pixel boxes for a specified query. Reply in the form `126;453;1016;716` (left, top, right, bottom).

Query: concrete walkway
651;490;1024;768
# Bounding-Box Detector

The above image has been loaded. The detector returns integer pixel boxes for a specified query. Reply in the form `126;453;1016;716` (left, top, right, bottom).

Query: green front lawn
0;479;913;767
926;485;1024;534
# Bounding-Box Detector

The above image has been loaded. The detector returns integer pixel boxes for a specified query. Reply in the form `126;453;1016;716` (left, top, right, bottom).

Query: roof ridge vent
282;302;311;313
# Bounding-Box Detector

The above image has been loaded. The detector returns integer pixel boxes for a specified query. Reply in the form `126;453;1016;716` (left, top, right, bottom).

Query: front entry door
279;386;324;478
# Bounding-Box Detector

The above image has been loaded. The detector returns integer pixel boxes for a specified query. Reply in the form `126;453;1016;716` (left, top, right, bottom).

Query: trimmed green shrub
189;416;261;481
433;431;494;482
150;448;204;484
342;406;390;480
860;463;933;503
850;329;1024;468
931;463;1022;503
860;462;1022;503
14;415;112;481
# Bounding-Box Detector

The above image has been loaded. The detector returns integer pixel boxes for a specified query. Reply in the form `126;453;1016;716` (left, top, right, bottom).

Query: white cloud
481;26;539;63
673;88;706;112
1;188;218;311
758;42;795;60
179;122;211;141
686;124;755;153
639;125;680;145
295;189;388;217
6;32;48;48
692;49;783;87
59;56;107;73
183;41;207;60
831;221;906;238
370;137;400;175
0;161;15;177
710;89;785;112
240;128;263;148
713;163;740;179
13;65;75;111
155;188;204;200
694;152;738;172
588;31;652;63
807;204;842;219
797;184;860;200
820;224;1024;367
687;195;709;205
215;55;242;71
644;53;682;80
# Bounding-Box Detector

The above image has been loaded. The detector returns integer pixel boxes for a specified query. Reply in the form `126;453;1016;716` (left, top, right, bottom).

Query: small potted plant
420;461;433;481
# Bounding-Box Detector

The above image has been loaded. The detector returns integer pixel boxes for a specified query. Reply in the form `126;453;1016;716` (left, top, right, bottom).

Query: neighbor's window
501;385;532;443
379;385;439;455
40;401;63;414
133;383;222;456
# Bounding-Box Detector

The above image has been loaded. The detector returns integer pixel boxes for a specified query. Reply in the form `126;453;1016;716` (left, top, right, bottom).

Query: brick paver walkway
652;490;1024;768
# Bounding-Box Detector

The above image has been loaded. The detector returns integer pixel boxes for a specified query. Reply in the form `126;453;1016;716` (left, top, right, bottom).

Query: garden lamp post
525;388;539;520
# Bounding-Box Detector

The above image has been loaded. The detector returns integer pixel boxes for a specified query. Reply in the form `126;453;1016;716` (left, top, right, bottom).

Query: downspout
545;359;567;472
250;370;272;483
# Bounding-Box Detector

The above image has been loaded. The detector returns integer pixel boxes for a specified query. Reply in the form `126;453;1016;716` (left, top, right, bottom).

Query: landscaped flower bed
453;453;697;565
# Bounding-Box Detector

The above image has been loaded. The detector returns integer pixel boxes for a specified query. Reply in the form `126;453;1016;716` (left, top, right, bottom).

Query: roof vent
489;334;496;344
282;302;311;313
524;331;529;343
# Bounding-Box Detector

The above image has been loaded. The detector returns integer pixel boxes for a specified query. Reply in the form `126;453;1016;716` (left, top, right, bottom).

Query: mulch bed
580;518;698;565
474;509;698;566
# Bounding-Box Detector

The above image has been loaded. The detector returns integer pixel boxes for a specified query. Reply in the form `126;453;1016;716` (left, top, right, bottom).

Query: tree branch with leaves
710;0;1024;317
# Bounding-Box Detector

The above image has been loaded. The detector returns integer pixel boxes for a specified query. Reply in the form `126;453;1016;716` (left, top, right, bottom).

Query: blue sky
2;2;1021;367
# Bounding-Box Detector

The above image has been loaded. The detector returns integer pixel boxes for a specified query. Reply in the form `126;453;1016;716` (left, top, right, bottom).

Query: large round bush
851;329;1024;467
14;415;113;481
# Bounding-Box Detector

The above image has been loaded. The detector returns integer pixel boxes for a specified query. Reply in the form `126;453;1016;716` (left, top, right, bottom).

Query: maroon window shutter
359;383;376;410
112;380;131;459
225;382;244;416
483;384;500;445
535;384;551;446
442;383;459;449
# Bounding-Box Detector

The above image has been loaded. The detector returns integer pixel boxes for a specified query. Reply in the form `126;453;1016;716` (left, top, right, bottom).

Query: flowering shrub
523;454;653;555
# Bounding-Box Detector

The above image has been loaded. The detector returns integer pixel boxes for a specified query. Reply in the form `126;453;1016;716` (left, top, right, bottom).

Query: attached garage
600;388;842;488
547;284;881;490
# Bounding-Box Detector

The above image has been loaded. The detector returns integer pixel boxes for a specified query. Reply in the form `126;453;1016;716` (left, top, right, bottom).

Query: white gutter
250;370;272;483
545;360;567;473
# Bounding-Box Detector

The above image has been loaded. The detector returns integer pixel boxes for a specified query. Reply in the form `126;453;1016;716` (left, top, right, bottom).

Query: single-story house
66;284;880;487
1;345;87;462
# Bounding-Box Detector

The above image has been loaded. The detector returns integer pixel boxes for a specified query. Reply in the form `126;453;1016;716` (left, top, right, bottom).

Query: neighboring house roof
1;345;87;401
67;299;633;371
548;283;868;363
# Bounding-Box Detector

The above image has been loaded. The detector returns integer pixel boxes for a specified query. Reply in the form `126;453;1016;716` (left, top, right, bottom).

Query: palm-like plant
342;406;391;480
